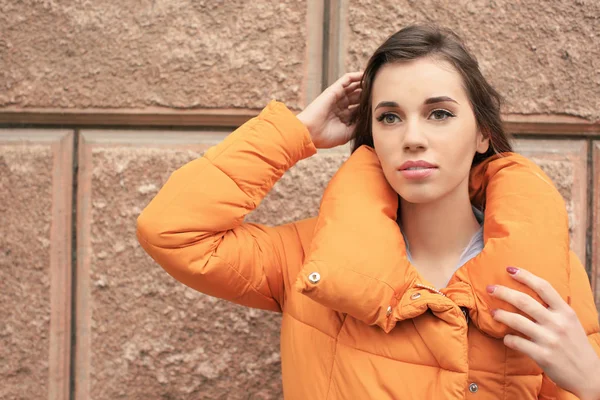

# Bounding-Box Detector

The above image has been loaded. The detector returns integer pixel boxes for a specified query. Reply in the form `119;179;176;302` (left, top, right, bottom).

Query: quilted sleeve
136;101;317;312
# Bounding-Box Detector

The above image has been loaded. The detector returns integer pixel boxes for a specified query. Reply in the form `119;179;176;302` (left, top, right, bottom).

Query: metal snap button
308;272;320;284
410;292;421;300
386;306;392;317
469;383;478;393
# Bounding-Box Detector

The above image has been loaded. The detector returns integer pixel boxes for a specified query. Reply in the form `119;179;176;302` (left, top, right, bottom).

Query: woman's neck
399;186;481;270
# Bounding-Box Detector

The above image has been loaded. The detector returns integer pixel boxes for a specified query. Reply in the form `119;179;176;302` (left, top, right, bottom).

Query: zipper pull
460;306;470;324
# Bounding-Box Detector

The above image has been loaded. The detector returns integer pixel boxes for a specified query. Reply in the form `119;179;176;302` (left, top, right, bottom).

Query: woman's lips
399;167;437;180
398;160;438;180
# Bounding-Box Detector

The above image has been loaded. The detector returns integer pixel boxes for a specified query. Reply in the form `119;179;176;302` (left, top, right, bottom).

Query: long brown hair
351;24;512;165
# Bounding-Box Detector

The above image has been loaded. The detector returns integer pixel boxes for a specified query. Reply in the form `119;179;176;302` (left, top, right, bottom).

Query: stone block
333;0;600;121
75;131;292;399
0;1;323;111
0;130;73;400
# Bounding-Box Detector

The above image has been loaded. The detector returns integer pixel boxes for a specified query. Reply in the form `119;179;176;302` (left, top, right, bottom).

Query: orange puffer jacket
137;101;600;399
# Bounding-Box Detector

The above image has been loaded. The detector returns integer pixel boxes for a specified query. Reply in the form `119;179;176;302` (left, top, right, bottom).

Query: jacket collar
295;146;571;337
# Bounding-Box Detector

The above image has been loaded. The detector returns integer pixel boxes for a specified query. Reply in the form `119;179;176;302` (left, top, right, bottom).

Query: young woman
137;25;600;399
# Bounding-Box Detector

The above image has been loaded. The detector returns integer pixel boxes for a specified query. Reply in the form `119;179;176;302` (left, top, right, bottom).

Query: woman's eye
377;113;400;124
430;109;455;120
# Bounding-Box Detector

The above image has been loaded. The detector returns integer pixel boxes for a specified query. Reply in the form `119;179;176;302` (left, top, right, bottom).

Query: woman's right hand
296;71;363;149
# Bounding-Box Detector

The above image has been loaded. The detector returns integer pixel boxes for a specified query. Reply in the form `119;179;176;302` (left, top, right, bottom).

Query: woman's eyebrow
374;101;399;110
424;96;459;105
374;96;459;111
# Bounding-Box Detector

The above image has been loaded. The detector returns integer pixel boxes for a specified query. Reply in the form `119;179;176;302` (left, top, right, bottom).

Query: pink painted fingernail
506;267;519;275
491;309;497;317
486;285;496;294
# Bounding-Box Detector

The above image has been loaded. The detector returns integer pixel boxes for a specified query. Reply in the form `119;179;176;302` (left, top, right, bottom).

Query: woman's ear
476;129;490;154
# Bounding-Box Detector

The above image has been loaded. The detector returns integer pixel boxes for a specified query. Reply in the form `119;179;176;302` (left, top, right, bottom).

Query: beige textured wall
75;134;284;399
0;143;53;399
0;131;72;399
0;0;317;110
339;0;600;120
1;1;599;399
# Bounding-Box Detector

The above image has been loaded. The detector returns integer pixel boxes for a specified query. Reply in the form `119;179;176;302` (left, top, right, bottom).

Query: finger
330;72;363;105
489;284;550;323
339;71;364;87
493;308;545;342
344;81;362;94
347;103;359;110
336;88;362;113
346;88;362;105
503;334;548;367
507;267;566;312
338;105;358;125
333;72;363;94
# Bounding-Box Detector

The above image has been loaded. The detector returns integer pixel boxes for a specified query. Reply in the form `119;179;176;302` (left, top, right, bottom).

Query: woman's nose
403;122;427;151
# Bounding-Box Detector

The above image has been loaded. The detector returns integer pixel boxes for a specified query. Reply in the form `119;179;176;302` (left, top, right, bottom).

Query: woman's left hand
487;267;600;400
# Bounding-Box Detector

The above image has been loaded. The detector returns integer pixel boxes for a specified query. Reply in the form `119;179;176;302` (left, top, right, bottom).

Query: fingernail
486;285;496;294
491;309;497;317
506;267;519;275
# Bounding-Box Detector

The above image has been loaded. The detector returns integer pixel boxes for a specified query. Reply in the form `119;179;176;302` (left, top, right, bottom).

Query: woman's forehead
372;59;466;104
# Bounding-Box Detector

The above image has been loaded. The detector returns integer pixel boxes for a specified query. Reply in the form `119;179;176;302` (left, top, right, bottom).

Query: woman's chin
397;189;441;205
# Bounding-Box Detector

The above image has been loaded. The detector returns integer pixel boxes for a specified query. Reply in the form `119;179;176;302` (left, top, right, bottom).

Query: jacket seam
212;253;280;308
139;158;213;223
333;265;397;293
472;370;540;377
204;155;257;209
321;337;542;376
145;115;261;219
457;307;470;399
411;318;441;368
248;223;286;309
206;107;310;205
334;339;461;372
139;235;282;312
285;312;336;340
139;234;279;309
324;314;347;399
503;344;507;400
261;116;298;168
250;116;311;199
205;117;261;162
291;221;309;261
206;110;303;210
137;157;251;240
258;102;316;164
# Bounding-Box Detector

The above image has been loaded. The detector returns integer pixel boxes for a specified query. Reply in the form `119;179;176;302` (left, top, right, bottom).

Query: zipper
415;283;446;296
414;283;469;324
460;307;470;324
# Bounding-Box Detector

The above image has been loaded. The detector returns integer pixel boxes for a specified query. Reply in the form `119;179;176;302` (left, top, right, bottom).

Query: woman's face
371;57;489;204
